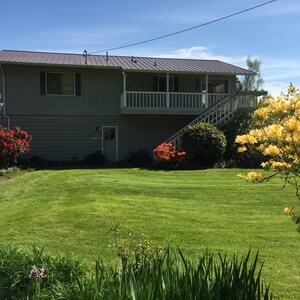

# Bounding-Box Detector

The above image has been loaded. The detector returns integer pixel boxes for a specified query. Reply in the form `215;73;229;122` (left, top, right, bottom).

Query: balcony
120;91;229;115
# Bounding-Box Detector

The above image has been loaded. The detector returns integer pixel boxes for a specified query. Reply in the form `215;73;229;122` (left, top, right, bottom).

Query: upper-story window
47;73;75;95
201;79;229;94
40;72;81;96
152;75;179;92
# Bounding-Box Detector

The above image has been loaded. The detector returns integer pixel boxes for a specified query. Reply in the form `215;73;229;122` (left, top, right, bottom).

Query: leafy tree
243;57;264;91
236;84;300;232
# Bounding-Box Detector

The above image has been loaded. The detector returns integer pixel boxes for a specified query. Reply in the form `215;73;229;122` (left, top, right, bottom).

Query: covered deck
120;72;235;115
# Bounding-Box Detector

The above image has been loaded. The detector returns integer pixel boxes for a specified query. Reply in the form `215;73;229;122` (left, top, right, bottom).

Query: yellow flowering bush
235;84;300;232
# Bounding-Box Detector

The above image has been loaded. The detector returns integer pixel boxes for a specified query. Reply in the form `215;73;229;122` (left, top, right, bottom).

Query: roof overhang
0;50;256;76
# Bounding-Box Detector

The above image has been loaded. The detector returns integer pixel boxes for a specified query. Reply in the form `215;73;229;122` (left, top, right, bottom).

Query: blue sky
1;0;299;96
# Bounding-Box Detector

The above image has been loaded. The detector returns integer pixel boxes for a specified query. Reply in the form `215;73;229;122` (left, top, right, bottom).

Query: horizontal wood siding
118;115;195;160
2;64;237;161
10;115;195;161
3;65;122;116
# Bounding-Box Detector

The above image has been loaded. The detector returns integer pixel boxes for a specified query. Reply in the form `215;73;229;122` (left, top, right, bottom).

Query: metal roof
0;50;255;75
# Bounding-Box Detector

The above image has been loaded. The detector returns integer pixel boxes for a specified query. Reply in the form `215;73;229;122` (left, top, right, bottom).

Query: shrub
219;111;251;158
182;122;226;167
153;142;186;169
18;155;55;169
0;125;32;169
127;149;152;167
82;150;105;166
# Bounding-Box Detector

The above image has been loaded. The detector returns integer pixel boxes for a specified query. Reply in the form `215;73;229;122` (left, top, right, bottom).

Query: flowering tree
235;85;300;231
153;142;186;169
0;125;32;168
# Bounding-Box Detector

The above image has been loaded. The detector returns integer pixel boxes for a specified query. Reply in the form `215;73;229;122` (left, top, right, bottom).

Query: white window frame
46;72;76;96
154;75;176;92
200;78;230;94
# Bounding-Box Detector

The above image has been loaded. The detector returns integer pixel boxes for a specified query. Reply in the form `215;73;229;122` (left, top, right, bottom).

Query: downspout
0;64;10;129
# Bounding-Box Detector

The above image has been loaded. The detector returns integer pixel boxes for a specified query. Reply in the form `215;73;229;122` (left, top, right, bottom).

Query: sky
1;0;299;96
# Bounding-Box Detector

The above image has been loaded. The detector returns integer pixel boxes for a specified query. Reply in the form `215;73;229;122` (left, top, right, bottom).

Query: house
0;50;261;162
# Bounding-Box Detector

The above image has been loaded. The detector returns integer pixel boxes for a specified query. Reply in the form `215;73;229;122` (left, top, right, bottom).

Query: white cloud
154;46;247;65
261;57;300;96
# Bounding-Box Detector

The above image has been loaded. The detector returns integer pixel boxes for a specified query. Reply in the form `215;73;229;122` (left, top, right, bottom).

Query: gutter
0;64;10;128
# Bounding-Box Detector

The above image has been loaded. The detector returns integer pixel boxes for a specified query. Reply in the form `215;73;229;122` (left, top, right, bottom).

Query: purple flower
29;265;45;279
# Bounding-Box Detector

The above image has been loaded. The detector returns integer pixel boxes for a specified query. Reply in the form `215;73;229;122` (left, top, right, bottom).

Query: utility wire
88;0;276;55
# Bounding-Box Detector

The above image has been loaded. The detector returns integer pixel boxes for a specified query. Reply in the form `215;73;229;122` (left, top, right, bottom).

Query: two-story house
0;50;258;162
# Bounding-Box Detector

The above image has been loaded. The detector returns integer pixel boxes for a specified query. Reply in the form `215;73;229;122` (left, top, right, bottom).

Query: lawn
0;168;299;299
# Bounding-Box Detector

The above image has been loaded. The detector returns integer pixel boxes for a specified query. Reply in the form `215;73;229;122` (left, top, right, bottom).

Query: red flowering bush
0;125;32;168
153;142;186;169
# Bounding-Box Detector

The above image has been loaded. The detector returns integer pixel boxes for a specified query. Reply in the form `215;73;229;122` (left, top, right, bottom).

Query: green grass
0;168;299;299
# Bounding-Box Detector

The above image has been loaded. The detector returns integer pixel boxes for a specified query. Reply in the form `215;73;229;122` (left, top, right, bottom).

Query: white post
166;72;170;108
122;71;127;108
205;74;209;108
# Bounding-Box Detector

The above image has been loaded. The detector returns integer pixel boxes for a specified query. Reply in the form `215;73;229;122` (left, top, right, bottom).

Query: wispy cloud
137;11;215;25
154;46;247;65
41;25;141;50
262;2;300;16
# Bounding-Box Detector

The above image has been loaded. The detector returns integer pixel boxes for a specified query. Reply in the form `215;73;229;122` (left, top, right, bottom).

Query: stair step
158;93;252;150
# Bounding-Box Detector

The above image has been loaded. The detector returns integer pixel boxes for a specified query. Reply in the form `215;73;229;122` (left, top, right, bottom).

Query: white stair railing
161;93;242;149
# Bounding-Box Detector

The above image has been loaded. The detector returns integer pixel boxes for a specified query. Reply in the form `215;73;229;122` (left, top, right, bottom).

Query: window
104;128;115;140
47;73;74;95
201;79;229;94
40;72;81;96
152;75;178;92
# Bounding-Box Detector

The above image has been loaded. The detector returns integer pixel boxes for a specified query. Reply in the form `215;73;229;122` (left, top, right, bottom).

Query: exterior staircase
160;92;258;149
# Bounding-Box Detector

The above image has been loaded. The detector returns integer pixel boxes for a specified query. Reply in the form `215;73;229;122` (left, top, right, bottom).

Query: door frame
102;126;119;162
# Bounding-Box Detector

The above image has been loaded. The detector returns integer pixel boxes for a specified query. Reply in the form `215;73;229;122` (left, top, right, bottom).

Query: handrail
162;93;242;149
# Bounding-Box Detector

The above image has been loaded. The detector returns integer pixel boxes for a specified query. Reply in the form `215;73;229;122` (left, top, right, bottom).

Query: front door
102;126;118;162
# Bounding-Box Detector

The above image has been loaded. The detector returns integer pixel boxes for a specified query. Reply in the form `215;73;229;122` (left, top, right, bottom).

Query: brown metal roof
0;50;255;75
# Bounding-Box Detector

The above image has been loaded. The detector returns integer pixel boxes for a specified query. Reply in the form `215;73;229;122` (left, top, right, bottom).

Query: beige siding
10;115;195;161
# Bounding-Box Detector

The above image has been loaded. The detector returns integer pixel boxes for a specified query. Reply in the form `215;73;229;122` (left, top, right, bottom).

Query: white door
102;126;118;162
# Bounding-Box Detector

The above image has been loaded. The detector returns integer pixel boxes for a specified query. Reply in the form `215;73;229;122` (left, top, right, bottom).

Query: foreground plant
236;84;300;231
0;244;85;299
0;243;273;299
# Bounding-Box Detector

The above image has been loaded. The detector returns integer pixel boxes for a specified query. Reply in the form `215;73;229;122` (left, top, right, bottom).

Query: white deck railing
121;91;229;110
